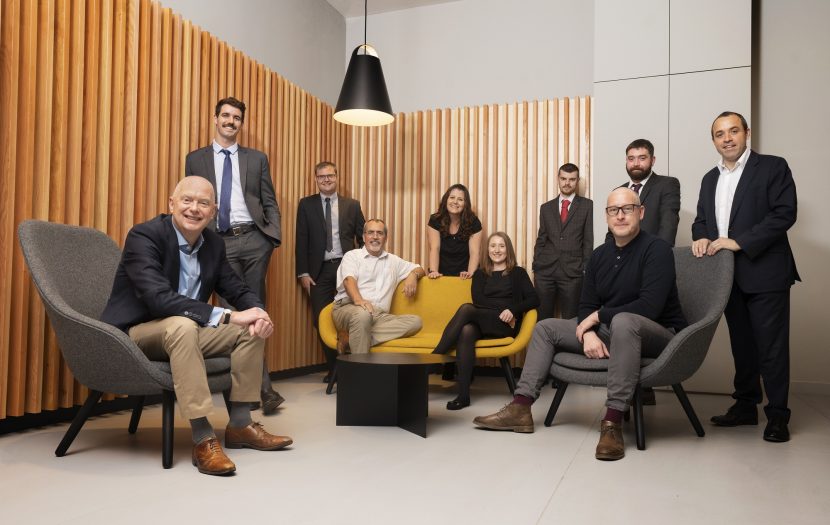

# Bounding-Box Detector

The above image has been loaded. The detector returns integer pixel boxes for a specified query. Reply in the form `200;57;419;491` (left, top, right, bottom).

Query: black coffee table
335;352;455;438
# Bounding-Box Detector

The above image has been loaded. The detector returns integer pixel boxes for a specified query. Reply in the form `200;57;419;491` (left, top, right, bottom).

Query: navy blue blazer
101;214;262;332
692;150;799;293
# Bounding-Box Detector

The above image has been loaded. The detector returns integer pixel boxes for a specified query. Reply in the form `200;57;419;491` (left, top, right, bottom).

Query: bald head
607;187;641;207
169;176;217;244
605;187;644;247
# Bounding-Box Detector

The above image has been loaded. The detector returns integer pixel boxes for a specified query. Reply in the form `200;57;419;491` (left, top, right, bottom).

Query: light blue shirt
172;223;224;327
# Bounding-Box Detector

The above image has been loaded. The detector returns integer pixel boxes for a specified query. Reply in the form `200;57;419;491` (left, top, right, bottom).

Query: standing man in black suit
692;111;799;443
101;176;292;476
532;163;593;321
185;97;284;414
296;161;365;380
619;139;681;245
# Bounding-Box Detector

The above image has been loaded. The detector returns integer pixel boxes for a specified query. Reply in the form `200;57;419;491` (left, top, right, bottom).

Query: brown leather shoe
595;420;625;460
472;402;534;433
336;329;351;355
225;421;293;451
192;437;236;476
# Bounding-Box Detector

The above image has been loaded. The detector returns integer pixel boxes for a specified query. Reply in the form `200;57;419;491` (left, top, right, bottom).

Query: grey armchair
544;248;734;450
18;220;232;468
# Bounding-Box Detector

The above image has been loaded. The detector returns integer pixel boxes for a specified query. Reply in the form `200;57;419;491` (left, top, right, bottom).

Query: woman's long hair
481;232;517;276
429;183;477;240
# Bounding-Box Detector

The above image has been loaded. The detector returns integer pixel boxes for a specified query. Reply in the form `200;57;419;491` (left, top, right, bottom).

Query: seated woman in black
432;232;539;410
427;184;482;279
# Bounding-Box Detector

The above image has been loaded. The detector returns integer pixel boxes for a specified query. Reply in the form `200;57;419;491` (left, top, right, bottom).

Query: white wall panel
594;0;668;82
670;0;751;74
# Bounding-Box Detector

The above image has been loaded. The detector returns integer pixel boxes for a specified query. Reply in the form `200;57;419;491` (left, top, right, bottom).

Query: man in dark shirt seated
101;176;293;476
473;187;687;461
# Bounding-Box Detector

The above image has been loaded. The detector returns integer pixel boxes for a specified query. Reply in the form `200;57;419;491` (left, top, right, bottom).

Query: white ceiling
326;0;459;19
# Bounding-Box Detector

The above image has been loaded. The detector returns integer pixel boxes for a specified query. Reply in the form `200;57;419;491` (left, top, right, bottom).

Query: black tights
433;304;485;401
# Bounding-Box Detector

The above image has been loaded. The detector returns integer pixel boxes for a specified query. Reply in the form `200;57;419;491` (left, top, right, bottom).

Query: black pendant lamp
333;0;394;126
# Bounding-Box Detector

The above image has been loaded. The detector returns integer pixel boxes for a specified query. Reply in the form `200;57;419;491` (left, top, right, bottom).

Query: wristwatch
222;309;232;324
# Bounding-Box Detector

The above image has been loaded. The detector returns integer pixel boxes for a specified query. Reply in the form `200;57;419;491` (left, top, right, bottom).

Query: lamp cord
364;0;368;46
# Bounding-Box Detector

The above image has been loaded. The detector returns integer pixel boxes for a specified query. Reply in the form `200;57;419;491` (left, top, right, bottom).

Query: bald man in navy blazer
692;111;799;443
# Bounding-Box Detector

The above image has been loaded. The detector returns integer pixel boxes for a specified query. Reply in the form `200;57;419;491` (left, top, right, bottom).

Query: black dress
427;215;483;275
433;267;540;402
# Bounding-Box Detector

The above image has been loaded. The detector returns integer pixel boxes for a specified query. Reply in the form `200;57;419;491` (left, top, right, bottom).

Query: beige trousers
129;316;264;420
331;301;422;354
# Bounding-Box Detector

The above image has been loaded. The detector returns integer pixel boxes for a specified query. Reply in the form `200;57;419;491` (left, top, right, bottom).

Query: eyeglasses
605;204;641;216
316;174;337;180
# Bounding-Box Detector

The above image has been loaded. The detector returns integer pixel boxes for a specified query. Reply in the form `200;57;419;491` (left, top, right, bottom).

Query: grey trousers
515;314;674;411
331;300;422;354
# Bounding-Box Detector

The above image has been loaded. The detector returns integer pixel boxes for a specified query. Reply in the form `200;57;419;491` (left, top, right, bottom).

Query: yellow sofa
319;276;537;393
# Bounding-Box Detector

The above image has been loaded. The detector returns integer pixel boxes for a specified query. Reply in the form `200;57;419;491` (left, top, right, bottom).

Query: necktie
560;199;570;224
325;197;333;251
218;149;232;231
630;183;642;194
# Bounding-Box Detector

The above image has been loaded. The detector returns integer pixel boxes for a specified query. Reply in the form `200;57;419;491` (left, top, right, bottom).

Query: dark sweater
578;231;687;331
471;267;539;321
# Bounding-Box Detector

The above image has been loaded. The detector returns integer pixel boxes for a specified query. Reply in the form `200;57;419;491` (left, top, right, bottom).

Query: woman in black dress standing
432;232;539;410
427;184;482;279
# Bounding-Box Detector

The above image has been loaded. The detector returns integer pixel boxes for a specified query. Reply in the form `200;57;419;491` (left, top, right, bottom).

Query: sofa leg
672;383;705;437
326;365;337;395
499;357;516;394
544;382;568;427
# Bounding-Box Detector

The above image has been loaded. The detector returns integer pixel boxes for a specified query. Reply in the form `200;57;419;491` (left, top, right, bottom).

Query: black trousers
724;283;791;420
310;260;340;370
534;265;582;321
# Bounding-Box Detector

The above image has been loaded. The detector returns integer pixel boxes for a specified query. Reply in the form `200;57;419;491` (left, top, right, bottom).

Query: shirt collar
171;221;204;255
717;147;751;174
360;246;388;259
212;140;239;154
321;192;338;203
629;172;652;187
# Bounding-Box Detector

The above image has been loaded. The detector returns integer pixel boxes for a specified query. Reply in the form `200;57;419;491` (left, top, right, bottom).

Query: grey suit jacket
532;194;594;278
295;193;365;281
620;173;680;245
185;145;282;246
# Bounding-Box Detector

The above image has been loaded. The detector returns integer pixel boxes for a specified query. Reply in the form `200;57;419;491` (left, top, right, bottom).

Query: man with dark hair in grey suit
185;96;284;414
532;163;593;321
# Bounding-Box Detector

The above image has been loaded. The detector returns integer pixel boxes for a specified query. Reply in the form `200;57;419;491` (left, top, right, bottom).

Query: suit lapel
728;150;757;227
238;147;249;192
200;147;216;187
163;217;181;291
638;175;655;204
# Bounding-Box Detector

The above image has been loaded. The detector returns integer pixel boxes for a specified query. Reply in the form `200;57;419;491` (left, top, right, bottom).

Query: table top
337;352;455;366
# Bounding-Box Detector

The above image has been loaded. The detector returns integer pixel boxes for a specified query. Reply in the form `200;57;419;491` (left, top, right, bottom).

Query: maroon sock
604;408;624;424
512;395;534;406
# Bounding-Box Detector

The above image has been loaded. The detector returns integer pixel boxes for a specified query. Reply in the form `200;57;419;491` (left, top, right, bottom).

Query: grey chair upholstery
544;248;734;450
17;220;232;468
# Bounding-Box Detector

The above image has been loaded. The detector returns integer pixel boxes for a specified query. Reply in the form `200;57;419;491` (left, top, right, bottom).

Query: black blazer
185;145;282;246
620;173;680;245
295;194;365;280
101;214;262;332
692;151;799;293
532;195;594;278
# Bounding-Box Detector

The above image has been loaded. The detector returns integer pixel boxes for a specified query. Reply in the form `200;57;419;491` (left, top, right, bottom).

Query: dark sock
512;395;534;406
261;358;272;392
190;417;215;444
229;401;253;428
604;408;624;424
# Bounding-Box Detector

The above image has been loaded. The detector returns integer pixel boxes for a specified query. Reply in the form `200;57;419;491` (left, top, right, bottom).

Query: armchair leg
162;390;175;469
633;386;646;450
672;383;705;437
326;365;337;395
544;382;568;427
128;396;145;434
499;357;517;394
56;390;103;457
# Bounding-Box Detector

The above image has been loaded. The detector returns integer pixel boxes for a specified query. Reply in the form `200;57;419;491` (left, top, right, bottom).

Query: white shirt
714;147;751;237
334;247;420;312
212;141;254;225
321;192;344;260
